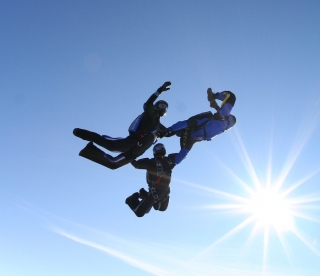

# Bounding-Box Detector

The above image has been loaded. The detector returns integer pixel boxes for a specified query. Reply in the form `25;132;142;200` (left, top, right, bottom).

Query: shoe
73;128;81;136
125;192;139;207
139;188;148;199
73;128;96;141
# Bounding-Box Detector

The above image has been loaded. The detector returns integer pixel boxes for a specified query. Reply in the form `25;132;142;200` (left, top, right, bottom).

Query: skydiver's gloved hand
157;128;172;138
157;81;171;93
207;88;220;112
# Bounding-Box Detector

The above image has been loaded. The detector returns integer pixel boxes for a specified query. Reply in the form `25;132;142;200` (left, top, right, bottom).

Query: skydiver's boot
73;128;101;141
139;188;148;200
125;192;140;210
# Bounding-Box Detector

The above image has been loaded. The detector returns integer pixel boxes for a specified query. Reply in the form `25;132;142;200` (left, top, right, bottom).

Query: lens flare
245;188;294;232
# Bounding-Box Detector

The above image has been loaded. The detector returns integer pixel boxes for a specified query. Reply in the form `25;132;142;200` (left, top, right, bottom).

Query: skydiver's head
154;100;168;116
153;143;166;157
225;115;236;131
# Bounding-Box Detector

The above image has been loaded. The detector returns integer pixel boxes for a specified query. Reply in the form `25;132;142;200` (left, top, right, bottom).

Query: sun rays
174;113;320;273
44;96;320;275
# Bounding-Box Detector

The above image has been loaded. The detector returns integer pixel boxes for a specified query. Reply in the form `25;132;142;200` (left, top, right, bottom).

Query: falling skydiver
125;143;177;217
73;81;171;169
159;88;236;165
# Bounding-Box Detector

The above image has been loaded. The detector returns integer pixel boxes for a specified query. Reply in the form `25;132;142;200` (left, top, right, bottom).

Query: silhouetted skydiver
73;81;171;169
125;143;177;217
159;88;236;165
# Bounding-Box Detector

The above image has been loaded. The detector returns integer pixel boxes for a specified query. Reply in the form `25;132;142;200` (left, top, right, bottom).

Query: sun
245;187;294;232
176;117;320;270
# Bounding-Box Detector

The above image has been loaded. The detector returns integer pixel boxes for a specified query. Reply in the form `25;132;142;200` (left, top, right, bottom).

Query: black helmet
154;100;168;116
153;143;166;157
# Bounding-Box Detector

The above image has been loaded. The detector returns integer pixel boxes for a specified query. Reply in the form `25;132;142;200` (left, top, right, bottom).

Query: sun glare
184;112;320;271
245;188;294;232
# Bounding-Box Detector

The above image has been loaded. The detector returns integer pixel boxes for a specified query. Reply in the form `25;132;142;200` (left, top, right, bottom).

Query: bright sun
245;188;294;232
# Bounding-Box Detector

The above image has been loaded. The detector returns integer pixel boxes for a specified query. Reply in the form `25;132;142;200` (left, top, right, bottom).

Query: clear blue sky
1;1;320;275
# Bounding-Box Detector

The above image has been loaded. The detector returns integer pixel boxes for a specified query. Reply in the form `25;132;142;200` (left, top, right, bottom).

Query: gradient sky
1;1;320;276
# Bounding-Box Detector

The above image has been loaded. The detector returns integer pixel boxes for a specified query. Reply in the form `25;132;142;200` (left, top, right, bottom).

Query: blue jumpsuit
167;91;236;164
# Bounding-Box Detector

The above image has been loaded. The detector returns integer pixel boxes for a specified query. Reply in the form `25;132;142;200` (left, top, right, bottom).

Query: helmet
154;100;168;116
225;115;236;130
153;143;166;157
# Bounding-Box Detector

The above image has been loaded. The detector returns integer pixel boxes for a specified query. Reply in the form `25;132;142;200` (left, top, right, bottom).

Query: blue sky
1;1;320;275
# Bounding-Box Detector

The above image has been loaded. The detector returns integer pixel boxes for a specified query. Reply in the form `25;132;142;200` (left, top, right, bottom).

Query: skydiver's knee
135;210;145;217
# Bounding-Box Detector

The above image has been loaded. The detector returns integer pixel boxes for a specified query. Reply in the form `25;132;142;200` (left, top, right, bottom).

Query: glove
157;81;171;93
207;88;216;101
157;127;172;138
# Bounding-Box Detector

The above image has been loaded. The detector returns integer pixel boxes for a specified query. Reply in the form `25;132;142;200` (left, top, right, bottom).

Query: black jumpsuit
73;90;167;169
126;153;177;217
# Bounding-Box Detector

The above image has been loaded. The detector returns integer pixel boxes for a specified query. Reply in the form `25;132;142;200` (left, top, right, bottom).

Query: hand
157;128;169;138
157;81;171;93
207;88;215;101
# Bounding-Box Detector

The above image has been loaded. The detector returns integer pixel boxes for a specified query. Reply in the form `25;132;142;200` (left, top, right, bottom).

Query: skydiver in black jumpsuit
125;143;177;217
73;81;171;169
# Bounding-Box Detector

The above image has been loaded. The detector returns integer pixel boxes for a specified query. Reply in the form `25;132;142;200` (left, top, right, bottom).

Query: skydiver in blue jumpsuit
160;88;236;165
73;81;171;169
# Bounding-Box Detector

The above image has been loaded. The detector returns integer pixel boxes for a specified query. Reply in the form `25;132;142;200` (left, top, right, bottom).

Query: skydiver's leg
73;128;137;152
125;192;140;211
101;135;137;152
139;188;148;199
153;202;161;210
126;193;154;217
102;153;133;169
79;142;131;169
101;131;155;155
158;197;170;211
73;128;106;144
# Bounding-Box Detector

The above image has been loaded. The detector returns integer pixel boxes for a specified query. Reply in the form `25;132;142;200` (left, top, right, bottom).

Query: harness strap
136;133;146;146
191;113;229;140
148;157;172;202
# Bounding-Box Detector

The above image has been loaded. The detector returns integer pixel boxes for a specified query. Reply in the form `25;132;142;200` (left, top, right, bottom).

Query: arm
144;81;171;111
167;153;179;168
166;120;188;133
173;148;190;165
131;158;154;170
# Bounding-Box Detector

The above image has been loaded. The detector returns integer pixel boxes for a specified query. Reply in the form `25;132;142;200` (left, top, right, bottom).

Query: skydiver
125;143;177;217
159;88;236;165
73;81;171;169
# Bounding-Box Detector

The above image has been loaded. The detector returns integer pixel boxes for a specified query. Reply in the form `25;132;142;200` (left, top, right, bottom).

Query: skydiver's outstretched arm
131;158;154;170
173;148;190;165
172;136;197;165
144;81;171;111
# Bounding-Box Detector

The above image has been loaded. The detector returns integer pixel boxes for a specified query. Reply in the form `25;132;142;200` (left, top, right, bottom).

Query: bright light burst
244;187;294;232
177;105;320;273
